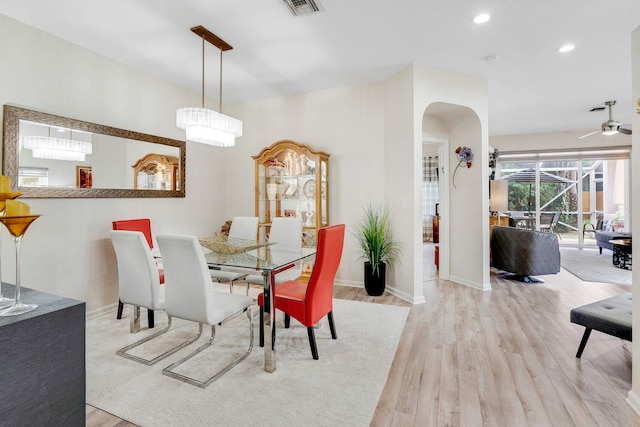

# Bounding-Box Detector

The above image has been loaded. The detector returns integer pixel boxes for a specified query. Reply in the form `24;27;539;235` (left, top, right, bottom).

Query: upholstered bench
569;292;632;358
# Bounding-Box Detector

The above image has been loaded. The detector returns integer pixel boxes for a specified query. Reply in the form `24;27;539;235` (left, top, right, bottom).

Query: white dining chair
244;216;303;288
112;218;160;327
209;216;259;294
157;234;254;388
111;230;195;366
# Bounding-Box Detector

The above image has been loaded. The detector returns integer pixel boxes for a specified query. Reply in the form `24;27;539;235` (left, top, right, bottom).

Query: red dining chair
257;224;345;360
112;218;163;328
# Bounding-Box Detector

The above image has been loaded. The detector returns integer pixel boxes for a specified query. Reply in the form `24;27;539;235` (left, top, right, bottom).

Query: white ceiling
1;0;639;137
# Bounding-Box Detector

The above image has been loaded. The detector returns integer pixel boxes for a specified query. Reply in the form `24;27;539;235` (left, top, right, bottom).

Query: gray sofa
595;230;631;253
490;226;561;282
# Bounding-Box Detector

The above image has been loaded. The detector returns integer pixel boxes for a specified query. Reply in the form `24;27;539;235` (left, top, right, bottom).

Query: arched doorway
420;102;489;291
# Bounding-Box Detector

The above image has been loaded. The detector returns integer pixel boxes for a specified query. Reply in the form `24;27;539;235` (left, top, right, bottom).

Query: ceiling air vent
282;0;321;16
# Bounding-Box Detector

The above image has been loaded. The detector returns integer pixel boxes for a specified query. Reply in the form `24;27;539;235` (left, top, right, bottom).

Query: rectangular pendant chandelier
22;129;92;162
176;26;243;147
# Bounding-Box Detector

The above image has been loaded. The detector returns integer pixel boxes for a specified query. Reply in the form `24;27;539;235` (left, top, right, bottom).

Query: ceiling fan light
602;123;619;136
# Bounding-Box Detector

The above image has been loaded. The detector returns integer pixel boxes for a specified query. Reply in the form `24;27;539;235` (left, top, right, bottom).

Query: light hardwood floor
88;268;638;426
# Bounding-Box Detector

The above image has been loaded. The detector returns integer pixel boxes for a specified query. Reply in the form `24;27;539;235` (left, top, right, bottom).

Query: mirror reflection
3;105;186;198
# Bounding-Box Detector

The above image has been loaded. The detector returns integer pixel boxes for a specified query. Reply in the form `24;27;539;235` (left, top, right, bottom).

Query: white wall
383;67;420;301
1;13;492;312
628;23;640;418
0;14;231;315
422;144;439;158
225;82;386;290
228;64;490;301
414;65;490;291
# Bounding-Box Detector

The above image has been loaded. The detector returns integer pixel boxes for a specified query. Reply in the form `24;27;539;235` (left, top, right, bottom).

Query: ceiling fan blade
579;130;600;139
619;127;632;135
589;106;606;112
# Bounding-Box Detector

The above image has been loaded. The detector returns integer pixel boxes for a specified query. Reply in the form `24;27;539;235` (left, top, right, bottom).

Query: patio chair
583;216;604;239
540;211;562;239
551;211;562;239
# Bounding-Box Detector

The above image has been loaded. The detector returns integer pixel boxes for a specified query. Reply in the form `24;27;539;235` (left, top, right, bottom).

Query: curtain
422;156;439;242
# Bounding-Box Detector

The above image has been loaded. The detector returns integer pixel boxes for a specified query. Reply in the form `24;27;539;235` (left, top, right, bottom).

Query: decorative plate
303;180;326;198
303;180;316;198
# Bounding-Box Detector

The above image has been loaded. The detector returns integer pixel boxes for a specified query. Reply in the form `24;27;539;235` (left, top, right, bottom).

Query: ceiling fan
579;100;632;139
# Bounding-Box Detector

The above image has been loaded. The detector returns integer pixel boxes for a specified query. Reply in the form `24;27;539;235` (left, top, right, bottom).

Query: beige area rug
86;295;409;427
560;247;632;286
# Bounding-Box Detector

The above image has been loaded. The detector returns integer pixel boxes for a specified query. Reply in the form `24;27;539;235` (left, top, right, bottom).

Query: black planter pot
364;261;386;296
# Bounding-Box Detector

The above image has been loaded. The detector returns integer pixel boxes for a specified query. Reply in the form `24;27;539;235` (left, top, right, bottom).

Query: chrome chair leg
162;307;254;388
117;316;203;366
131;305;141;333
208;266;250;295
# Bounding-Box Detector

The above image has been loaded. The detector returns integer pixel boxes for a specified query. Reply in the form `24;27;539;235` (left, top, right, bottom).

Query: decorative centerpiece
199;234;271;255
0;175;24;310
0;199;41;316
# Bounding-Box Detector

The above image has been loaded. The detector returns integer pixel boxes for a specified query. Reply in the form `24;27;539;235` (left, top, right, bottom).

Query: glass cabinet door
253;140;330;280
320;159;328;227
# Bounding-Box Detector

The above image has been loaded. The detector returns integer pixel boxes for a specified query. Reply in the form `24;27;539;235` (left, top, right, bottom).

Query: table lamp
490;180;508;225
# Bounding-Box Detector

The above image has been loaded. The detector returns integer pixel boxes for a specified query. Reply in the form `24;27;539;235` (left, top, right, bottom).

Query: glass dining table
203;245;316;373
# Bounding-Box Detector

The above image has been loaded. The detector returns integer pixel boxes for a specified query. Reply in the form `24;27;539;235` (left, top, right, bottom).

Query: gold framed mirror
2;105;186;198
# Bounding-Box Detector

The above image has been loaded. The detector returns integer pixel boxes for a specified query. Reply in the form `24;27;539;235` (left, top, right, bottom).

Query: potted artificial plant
354;204;402;296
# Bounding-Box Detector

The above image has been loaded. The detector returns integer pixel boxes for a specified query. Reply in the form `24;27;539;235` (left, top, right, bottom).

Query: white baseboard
335;279;423;304
627;390;640;417
449;274;491;291
386;285;425;304
87;302;118;320
334;279;362;287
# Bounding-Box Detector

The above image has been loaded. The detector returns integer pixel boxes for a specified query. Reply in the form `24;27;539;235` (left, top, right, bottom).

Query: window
497;149;629;247
18;167;48;187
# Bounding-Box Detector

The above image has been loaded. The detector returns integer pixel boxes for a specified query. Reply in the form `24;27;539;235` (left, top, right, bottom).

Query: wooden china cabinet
131;153;179;190
253;140;330;280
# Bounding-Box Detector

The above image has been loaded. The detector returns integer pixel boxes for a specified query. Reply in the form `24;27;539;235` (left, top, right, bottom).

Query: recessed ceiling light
558;44;575;53
483;54;500;63
473;13;491;24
